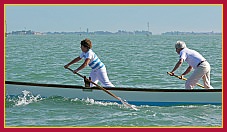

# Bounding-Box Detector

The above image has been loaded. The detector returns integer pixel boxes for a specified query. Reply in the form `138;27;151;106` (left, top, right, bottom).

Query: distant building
10;30;43;35
161;31;222;35
11;30;34;35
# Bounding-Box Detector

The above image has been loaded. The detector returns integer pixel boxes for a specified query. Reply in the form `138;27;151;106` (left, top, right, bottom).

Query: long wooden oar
66;67;137;110
167;72;205;88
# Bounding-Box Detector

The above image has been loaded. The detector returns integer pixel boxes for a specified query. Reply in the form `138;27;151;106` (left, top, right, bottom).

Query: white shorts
185;61;213;89
89;66;115;87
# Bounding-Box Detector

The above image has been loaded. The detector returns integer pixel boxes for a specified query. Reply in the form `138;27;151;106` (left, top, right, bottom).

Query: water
5;34;222;127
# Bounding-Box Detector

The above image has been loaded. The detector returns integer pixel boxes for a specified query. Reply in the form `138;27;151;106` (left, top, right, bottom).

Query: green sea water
5;34;222;127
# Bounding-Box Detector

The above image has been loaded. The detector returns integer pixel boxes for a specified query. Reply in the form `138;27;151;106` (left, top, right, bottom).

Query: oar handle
167;72;187;80
167;72;205;88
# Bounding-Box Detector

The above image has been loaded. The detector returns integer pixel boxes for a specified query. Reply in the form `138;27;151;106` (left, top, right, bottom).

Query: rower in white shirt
169;41;213;89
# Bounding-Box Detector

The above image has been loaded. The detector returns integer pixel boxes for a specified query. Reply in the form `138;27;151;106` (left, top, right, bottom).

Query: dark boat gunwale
5;81;222;92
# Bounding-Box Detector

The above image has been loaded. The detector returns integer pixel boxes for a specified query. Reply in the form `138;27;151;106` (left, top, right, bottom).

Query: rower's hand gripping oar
66;67;138;110
167;72;205;88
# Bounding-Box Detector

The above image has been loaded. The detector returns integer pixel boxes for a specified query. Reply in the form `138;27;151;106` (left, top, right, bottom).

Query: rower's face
176;48;181;54
80;45;88;52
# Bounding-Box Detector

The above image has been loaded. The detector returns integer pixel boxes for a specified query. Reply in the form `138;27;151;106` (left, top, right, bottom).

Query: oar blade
117;97;139;111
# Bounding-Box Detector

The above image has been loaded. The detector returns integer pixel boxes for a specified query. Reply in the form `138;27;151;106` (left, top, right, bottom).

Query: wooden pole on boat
66;68;137;110
167;72;205;88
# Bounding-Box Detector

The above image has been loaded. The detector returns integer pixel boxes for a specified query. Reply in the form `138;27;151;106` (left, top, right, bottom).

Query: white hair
175;41;187;49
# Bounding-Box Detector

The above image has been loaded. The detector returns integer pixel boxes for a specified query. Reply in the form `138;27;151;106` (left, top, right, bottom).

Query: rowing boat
5;81;222;106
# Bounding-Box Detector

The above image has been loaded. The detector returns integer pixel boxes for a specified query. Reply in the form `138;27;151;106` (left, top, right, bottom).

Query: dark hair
81;38;92;49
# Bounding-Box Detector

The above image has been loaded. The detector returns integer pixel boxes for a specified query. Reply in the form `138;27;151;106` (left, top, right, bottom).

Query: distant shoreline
6;30;222;36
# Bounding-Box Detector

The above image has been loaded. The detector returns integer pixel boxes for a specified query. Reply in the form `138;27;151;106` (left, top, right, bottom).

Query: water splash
74;97;120;106
70;97;139;111
14;90;42;106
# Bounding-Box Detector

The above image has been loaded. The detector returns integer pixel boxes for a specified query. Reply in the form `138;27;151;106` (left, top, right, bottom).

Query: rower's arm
74;58;91;73
182;66;193;76
171;59;184;73
64;56;82;68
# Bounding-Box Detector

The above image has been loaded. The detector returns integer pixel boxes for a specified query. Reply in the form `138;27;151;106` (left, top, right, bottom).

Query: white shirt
80;49;104;70
179;48;206;69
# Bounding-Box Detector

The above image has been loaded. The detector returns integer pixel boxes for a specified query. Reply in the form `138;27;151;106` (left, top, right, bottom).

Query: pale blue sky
5;5;222;35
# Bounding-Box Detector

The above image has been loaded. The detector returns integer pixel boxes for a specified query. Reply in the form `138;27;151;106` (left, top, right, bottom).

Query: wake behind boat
5;81;222;106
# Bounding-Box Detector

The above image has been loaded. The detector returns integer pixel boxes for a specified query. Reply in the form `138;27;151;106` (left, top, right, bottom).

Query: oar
167;72;205;88
66;67;138;110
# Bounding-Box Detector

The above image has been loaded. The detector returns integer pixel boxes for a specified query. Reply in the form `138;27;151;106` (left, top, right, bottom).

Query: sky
5;5;222;35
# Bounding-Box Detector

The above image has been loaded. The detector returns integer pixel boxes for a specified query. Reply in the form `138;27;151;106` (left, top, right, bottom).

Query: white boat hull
5;81;222;106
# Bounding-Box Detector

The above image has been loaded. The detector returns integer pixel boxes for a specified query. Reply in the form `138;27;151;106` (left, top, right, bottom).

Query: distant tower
146;22;151;36
87;28;89;34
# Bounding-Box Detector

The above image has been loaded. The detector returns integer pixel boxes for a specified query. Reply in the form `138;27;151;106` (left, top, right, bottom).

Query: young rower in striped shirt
64;38;115;87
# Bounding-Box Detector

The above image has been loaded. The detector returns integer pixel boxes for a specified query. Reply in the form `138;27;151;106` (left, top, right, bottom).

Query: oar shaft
167;72;204;88
66;68;124;102
66;68;84;78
